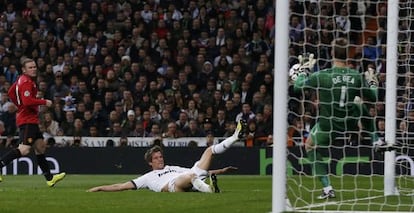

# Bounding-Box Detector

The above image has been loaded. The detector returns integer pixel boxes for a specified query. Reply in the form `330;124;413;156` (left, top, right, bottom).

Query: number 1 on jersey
339;86;346;107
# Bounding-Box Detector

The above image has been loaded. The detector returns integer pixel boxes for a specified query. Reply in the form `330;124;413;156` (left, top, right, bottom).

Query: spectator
88;125;99;137
162;122;183;138
1;102;16;137
49;72;70;99
42;111;60;137
363;36;382;68
184;119;205;137
235;103;255;122
214;109;227;137
108;122;125;137
159;109;174;133
183;99;199;120
60;111;75;135
224;100;238;122
148;123;162;138
202;118;214;135
119;136;129;147
122;110;137;134
205;131;215;147
70;118;88;137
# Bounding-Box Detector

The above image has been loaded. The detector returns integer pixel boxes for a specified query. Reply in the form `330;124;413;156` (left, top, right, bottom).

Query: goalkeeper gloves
364;67;379;87
289;53;317;82
299;53;317;71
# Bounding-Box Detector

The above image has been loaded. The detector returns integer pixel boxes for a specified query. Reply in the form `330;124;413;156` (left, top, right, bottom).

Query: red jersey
8;74;46;126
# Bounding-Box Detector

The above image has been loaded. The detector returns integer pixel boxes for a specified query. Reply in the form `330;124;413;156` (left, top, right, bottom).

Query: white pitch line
295;194;384;210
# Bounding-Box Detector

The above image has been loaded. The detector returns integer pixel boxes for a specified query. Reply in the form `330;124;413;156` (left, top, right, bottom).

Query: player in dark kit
1;58;65;186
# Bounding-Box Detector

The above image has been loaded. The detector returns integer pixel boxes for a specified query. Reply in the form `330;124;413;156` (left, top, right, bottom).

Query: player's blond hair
144;145;163;163
21;57;35;68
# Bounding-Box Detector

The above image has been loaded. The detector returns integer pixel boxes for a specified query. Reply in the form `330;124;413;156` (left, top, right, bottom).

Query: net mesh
287;1;414;211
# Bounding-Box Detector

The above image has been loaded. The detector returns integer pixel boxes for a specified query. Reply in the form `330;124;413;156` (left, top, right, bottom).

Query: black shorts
19;124;43;145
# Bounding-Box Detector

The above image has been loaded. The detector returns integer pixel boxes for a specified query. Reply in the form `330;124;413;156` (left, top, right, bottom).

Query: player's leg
196;120;246;171
0;125;33;168
306;123;335;199
183;120;246;193
32;126;65;187
171;173;196;192
172;173;214;193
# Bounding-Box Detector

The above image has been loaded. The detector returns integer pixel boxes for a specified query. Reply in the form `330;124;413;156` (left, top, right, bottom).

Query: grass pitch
3;174;414;212
288;175;414;212
0;175;272;213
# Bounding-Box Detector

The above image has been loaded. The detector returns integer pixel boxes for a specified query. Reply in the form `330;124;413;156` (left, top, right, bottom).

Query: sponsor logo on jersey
24;91;30;97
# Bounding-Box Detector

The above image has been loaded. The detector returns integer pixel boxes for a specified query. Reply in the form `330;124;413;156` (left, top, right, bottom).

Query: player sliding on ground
87;120;247;193
291;38;385;199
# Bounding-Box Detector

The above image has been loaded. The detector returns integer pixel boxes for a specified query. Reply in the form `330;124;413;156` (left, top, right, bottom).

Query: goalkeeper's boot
236;119;248;139
209;174;220;193
47;172;66;187
317;190;335;200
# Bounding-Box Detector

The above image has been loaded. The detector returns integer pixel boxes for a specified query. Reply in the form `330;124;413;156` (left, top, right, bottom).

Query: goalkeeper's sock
307;149;330;187
36;154;53;181
0;149;22;168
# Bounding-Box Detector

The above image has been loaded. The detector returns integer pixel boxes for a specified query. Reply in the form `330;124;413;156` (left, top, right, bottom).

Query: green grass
2;174;414;212
0;175;272;213
288;175;414;212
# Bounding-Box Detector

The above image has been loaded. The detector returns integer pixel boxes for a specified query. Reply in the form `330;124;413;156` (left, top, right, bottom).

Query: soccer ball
289;63;305;82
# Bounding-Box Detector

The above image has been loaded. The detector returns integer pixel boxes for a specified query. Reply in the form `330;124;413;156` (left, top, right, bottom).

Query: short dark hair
332;38;348;60
144;145;163;163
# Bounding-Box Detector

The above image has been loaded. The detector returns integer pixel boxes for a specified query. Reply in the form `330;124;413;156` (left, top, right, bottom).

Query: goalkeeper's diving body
87;120;246;193
292;38;384;199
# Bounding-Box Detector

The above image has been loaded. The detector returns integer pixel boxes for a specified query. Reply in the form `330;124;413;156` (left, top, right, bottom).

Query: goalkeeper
292;38;383;199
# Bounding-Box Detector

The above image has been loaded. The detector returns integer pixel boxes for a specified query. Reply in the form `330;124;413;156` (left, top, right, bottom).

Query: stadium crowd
0;0;275;148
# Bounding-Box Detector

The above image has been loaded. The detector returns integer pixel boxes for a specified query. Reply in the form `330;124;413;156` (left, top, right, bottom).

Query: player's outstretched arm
209;166;238;175
87;181;135;192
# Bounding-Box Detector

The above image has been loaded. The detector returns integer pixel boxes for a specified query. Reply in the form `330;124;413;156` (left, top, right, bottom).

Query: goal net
283;1;414;211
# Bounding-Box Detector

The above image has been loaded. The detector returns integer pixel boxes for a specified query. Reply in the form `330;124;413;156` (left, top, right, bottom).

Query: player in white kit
87;120;246;193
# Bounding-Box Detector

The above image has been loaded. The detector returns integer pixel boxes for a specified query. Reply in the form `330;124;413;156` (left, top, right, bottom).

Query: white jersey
131;165;191;192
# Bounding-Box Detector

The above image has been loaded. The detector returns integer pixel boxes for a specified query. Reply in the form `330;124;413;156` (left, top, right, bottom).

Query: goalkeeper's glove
299;53;317;71
364;67;379;87
353;96;362;105
289;53;317;82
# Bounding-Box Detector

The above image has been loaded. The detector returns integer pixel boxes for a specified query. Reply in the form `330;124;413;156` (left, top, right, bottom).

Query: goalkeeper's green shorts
310;120;358;147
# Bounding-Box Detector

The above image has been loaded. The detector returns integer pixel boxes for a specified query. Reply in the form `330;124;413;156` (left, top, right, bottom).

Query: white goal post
272;0;289;212
383;0;398;197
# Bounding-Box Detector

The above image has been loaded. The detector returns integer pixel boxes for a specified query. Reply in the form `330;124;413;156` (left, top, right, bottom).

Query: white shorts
191;161;209;180
167;179;177;192
167;161;209;192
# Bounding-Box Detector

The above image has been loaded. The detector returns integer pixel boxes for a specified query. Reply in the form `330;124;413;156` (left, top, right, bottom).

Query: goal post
383;0;399;196
272;0;289;212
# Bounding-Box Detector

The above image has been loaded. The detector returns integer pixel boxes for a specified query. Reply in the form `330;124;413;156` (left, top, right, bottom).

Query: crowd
0;0;275;148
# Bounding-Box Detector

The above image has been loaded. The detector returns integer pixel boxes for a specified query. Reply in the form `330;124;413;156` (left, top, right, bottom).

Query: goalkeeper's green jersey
294;66;377;131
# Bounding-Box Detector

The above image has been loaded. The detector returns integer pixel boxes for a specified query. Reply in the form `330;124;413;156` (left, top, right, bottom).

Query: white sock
212;135;238;154
191;177;212;193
